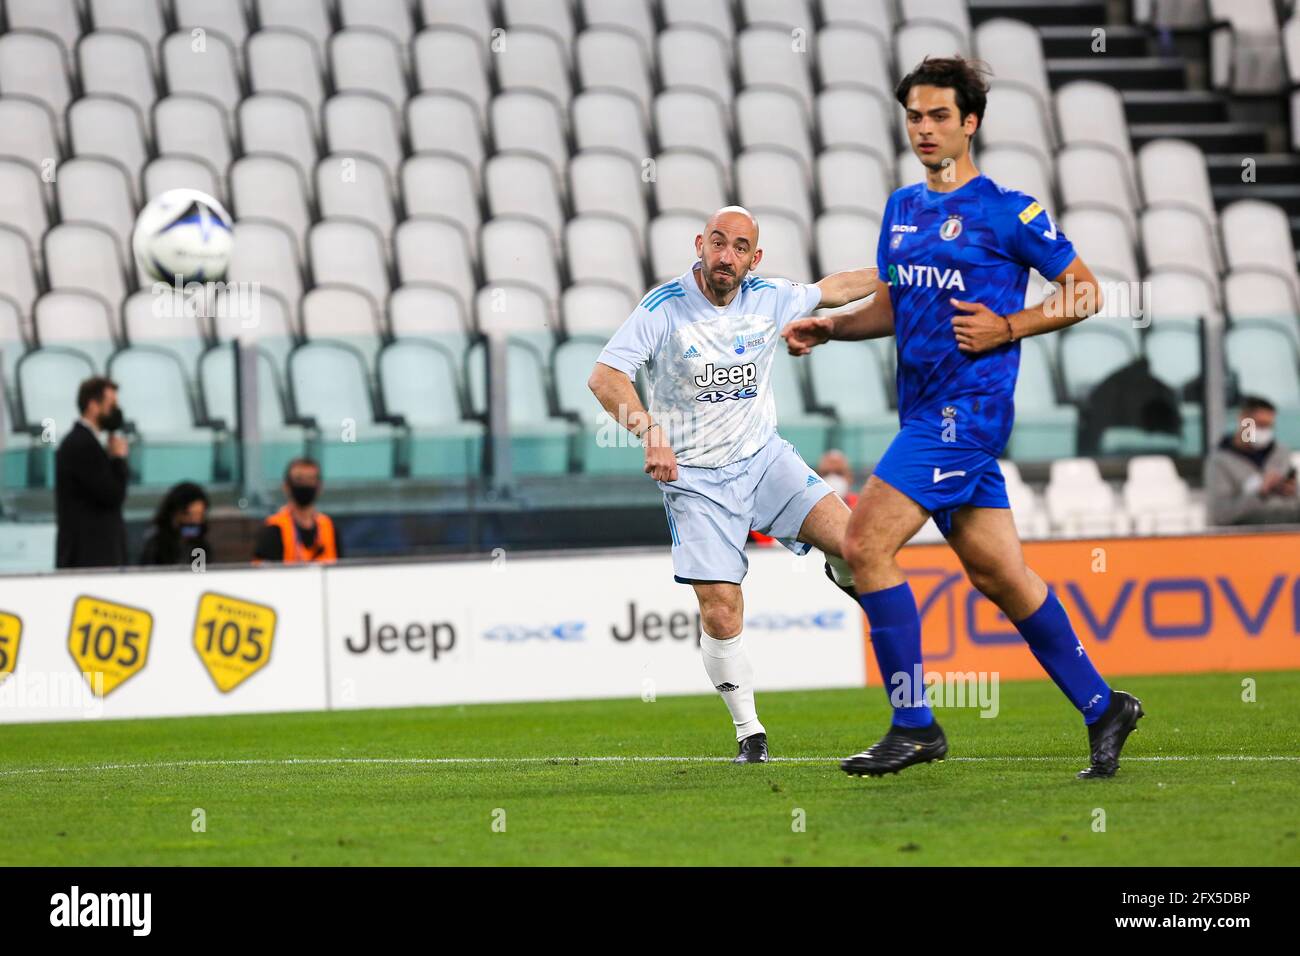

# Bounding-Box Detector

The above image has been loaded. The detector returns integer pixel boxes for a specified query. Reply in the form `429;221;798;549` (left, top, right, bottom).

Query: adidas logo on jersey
806;474;820;486
887;263;967;291
682;345;702;359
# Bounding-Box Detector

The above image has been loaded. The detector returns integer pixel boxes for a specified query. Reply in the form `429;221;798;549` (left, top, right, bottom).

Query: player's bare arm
950;255;1103;354
814;267;879;308
587;362;678;482
782;282;895;355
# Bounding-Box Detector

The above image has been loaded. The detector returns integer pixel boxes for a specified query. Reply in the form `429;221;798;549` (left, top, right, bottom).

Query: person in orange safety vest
253;457;339;564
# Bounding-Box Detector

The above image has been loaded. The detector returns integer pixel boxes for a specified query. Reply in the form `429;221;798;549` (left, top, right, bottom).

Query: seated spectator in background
55;377;128;569
139;482;211;566
1208;397;1300;525
817;448;859;508
253;457;340;563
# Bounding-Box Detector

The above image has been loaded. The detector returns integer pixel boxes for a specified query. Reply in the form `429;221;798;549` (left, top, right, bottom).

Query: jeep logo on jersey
886;263;967;291
694;362;758;402
940;216;963;240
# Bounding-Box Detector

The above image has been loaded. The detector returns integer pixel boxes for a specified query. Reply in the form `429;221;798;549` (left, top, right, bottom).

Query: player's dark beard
704;264;740;300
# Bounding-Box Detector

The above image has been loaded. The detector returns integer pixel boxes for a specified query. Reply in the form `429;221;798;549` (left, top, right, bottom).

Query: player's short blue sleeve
1001;193;1077;280
598;305;666;377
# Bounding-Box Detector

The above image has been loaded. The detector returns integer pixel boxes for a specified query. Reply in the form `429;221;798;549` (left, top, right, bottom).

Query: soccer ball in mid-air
132;188;234;284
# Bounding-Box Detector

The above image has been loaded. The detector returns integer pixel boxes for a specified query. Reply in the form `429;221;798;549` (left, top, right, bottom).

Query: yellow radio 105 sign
68;597;153;696
0;611;21;683
193;592;277;692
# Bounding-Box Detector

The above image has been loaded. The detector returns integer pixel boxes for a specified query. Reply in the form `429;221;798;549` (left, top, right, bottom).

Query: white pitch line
1;754;1298;778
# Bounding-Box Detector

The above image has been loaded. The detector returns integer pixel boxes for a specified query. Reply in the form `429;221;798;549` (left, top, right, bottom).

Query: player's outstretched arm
587;362;678;482
815;267;879;308
951;255;1104;353
783;283;894;355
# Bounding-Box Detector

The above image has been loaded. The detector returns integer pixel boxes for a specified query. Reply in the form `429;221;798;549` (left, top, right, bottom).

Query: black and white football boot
841;721;948;777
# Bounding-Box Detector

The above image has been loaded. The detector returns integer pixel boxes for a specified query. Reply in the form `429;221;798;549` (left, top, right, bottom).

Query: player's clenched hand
643;425;678;482
950;298;1012;353
782;316;834;355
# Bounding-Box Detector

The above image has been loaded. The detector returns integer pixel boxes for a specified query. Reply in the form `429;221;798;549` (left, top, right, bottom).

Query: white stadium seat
1045;458;1132;537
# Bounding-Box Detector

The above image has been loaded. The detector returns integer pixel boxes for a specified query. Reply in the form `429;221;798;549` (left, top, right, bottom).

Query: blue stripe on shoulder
639;281;680;308
645;288;686;312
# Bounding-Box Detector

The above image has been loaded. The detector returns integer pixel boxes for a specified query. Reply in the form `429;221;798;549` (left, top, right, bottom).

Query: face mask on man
1252;427;1275;447
289;483;319;507
97;406;124;431
823;473;851;497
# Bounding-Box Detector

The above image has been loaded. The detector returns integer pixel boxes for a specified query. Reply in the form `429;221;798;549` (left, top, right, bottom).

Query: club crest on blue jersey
733;334;747;354
940;216;963;241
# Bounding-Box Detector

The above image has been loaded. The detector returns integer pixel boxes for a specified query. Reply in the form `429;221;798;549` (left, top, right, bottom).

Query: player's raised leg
789;488;861;602
945;505;1143;778
691;581;768;763
838;475;950;776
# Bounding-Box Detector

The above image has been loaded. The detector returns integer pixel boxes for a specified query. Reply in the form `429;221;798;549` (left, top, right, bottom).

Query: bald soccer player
588;206;877;762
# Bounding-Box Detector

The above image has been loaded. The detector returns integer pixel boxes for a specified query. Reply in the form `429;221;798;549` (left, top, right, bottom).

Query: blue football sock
858;581;933;729
1015;590;1112;724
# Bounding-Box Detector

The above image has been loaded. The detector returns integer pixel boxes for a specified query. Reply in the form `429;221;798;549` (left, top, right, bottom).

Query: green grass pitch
2;671;1298;866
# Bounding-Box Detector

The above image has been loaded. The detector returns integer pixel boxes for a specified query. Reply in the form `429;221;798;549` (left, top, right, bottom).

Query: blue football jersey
877;175;1077;454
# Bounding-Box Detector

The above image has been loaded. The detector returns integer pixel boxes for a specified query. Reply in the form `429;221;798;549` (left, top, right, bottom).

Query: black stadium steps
968;0;1107;29
1206;153;1300;187
1212;185;1300;219
1129;121;1270;155
1122;90;1230;126
1038;24;1150;59
1047;56;1187;91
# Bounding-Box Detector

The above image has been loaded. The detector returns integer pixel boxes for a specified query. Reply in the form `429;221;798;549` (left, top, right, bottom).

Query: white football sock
826;553;856;589
700;631;764;740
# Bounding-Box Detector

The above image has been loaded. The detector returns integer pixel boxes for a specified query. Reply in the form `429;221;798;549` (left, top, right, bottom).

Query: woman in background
138;481;212;566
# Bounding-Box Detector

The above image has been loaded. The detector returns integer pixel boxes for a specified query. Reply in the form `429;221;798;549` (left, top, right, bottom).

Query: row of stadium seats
4;275;1296;492
1008;447;1300;539
5;137;1299;335
979;457;1209;540
2;0;1299;490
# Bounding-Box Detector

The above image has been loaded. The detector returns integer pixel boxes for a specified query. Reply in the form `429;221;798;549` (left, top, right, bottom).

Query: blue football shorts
871;421;1011;537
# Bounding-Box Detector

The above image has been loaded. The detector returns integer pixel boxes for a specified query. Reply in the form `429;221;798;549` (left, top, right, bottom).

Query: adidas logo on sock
715;682;739;692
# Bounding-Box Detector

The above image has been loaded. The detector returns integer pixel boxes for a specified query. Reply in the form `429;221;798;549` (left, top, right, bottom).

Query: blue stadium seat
1005;336;1078;461
1226;323;1300;448
806;341;897;467
378;340;484;479
771;346;832;464
552;337;643;474
15;346;95;487
288;340;405;480
467;339;574;476
108;347;216;485
199;342;308;483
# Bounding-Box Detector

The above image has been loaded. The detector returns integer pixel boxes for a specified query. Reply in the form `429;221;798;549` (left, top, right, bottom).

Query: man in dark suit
55;377;129;568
